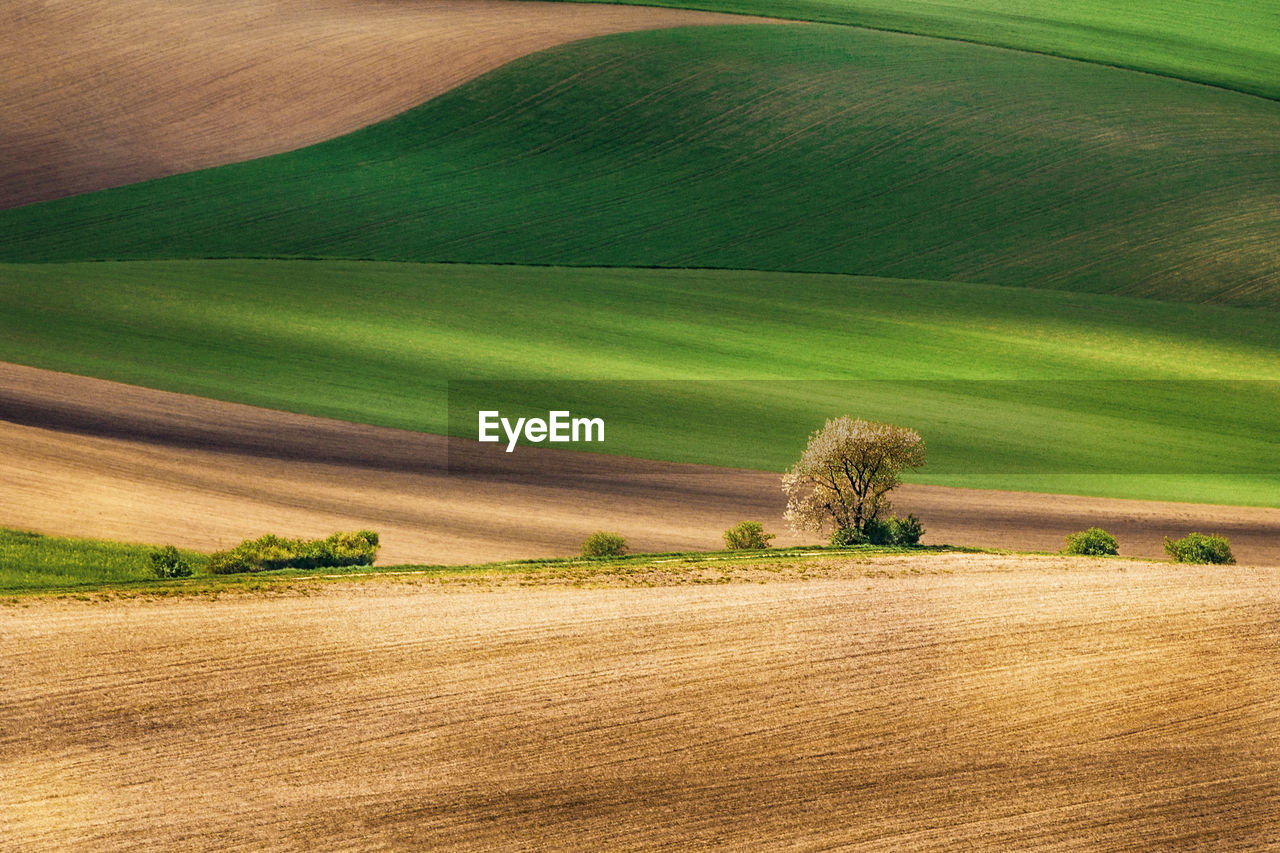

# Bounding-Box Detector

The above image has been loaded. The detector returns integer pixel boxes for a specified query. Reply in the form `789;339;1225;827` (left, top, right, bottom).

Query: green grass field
4;9;1276;513
2;259;1277;506
0;528;209;592
583;0;1280;100
4;26;1278;306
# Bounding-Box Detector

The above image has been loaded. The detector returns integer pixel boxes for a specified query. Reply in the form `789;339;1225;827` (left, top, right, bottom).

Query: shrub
1062;527;1119;556
830;514;924;547
1164;532;1235;565
207;550;254;575
888;514;925;545
859;517;895;545
206;530;381;574
150;545;193;578
580;531;627;557
830;526;866;546
723;521;775;550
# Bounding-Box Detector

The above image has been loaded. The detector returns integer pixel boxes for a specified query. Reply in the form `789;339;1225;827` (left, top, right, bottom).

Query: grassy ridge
2;260;1277;506
577;0;1280;101
3;26;1278;306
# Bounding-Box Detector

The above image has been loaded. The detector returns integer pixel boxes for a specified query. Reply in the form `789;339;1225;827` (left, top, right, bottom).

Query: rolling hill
3;26;1278;306
0;0;766;209
579;0;1280;99
6;3;1279;848
2;260;1277;506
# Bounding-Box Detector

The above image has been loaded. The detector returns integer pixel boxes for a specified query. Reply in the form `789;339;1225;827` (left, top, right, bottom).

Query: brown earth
3;555;1278;849
0;0;774;209
2;361;1280;565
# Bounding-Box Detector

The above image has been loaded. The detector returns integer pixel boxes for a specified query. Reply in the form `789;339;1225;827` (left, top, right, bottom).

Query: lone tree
783;416;925;536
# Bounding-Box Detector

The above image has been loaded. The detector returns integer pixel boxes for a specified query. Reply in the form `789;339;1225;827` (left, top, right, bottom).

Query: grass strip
0;526;986;598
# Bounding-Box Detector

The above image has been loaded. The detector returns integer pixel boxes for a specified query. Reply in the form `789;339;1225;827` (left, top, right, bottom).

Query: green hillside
2;260;1276;506
4;26;1278;306
584;0;1280;100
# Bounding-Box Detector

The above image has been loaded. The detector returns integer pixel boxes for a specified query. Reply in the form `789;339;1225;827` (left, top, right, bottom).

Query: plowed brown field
3;555;1278;849
0;0;772;209
3;362;1280;565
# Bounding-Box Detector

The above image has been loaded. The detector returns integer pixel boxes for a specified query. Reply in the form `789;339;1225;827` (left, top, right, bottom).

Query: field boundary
3;543;1174;600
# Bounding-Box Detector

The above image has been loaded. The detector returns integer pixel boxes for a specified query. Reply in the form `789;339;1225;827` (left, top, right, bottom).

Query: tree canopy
783;417;925;535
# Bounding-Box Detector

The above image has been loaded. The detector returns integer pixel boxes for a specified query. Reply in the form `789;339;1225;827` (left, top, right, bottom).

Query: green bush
1164;532;1235;565
887;514;925;545
207;530;381;574
860;518;895;545
149;545;193;578
830;526;867;546
1062;527;1119;556
723;521;775;550
206;550;254;575
830;515;924;547
580;531;627;557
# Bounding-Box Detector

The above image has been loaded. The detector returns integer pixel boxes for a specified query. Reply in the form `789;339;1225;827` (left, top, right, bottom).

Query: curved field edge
0;0;773;209
557;0;1280;101
4;27;1278;308
1;260;1278;507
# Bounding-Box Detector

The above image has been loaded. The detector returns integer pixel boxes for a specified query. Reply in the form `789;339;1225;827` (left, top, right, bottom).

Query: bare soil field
3;362;1280;565
2;554;1278;849
0;0;771;209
